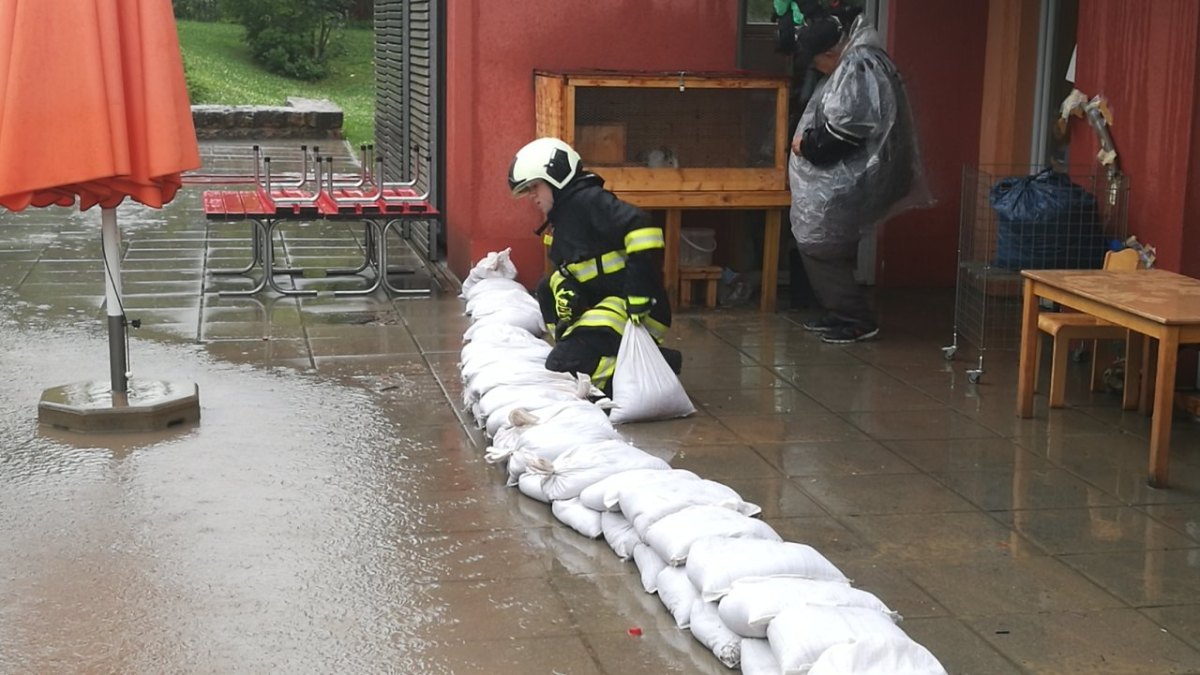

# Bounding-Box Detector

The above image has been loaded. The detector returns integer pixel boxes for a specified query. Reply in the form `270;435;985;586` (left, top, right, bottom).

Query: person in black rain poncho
789;10;931;343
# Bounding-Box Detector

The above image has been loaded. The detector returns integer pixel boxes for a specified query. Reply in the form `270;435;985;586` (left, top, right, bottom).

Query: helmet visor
510;178;542;197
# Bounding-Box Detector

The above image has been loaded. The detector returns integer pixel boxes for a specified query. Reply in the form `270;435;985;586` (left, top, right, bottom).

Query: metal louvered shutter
375;0;443;261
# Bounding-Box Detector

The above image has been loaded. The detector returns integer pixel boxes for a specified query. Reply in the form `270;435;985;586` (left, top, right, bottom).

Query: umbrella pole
101;207;128;394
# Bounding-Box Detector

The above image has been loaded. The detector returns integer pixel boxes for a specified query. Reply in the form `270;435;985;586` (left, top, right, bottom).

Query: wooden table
1016;269;1200;487
618;190;791;313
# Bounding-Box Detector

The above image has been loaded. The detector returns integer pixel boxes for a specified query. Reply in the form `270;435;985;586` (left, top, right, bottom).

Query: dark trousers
797;239;875;328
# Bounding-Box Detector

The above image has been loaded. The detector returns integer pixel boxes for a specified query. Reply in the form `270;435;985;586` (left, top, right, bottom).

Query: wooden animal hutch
534;70;792;311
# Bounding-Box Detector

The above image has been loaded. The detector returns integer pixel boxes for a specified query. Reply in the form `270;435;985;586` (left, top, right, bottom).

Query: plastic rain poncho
788;16;931;246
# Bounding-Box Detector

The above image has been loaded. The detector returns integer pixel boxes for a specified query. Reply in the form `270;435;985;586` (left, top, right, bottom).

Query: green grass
177;20;375;147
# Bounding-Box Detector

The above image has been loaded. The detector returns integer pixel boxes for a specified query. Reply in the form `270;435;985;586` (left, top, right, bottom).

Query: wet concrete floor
0;139;1198;673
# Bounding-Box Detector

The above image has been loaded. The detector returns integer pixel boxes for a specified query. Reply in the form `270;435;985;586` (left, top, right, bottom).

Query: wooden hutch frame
534;70;792;312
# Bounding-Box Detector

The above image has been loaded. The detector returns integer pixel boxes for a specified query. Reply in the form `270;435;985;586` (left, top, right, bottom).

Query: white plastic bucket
680;228;717;267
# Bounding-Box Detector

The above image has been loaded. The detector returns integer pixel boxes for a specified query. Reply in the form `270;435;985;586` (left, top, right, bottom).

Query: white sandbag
465;287;540;319
517;471;550;503
740;638;781;675
460;248;518;297
459;327;546;363
462;275;527;302
686;538;850;603
482;389;590;437
633;543;666;593
459;320;545;348
619;477;760;538
609;319;695;424
485;402;623;484
808;635;947;675
578;467;697;512
460;341;551;380
463;305;544;339
655;566;700;629
463;365;578;405
551;498;603;539
643;506;781;566
689;599;742;669
601;511;642;560
525;440;671;501
718;577;893;639
767;605;907;675
486;400;616;454
475;378;591;423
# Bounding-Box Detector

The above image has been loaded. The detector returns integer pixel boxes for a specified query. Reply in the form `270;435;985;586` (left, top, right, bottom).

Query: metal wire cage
944;165;1131;383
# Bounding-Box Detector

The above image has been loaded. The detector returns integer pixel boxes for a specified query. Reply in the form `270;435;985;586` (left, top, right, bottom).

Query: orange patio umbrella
0;0;200;394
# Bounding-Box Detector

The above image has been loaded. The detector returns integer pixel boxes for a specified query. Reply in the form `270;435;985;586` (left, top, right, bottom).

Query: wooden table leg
663;208;682;309
1016;279;1039;418
1148;329;1178;488
1140;338;1157;415
760;208;781;313
1123;331;1143;410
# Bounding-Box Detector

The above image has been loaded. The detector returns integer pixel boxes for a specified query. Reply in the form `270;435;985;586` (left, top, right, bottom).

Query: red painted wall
1073;1;1200;275
444;1;738;287
876;0;990;288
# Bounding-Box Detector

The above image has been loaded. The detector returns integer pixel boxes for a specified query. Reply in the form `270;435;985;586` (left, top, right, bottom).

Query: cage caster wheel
966;369;982;384
942;345;957;360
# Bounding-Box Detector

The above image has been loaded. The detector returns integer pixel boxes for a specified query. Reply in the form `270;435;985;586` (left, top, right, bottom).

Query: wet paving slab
0;139;1198;673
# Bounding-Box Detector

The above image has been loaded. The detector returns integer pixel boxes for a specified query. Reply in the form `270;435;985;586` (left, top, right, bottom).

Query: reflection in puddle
0;296;453;673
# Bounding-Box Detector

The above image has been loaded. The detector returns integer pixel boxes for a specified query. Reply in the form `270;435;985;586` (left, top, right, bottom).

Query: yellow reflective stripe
562;296;627;338
642;315;669;342
624;227;665;253
567;257;599;281
591;356;616;387
565;250;628;282
566;312;625;335
549;269;567;291
600;250;627;272
543;233;554;247
594;296;628;316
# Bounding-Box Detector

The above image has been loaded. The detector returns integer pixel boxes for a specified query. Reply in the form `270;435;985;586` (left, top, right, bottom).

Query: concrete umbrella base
38;379;200;433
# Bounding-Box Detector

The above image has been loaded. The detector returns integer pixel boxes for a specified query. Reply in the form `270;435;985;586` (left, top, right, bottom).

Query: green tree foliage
173;0;222;22
219;0;352;81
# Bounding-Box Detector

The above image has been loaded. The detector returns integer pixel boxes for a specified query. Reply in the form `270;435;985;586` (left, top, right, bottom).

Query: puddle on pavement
0;294;463;673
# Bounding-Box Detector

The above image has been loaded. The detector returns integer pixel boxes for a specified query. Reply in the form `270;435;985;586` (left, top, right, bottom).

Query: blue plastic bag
989;168;1106;270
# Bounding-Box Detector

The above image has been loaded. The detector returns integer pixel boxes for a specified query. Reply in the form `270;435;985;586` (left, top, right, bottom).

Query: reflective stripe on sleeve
564;250;627;282
624;227;665;253
591;356;617;389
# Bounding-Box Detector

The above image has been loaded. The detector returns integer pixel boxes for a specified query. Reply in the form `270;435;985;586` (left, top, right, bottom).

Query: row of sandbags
458;250;947;674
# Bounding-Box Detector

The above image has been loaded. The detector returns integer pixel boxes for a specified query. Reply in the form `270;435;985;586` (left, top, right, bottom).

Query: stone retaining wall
191;97;344;139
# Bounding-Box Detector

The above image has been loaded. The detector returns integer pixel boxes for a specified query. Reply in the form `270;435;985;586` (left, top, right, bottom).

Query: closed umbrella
0;0;200;400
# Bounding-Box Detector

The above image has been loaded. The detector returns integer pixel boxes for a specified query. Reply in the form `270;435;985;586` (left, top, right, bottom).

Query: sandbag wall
458;250;948;674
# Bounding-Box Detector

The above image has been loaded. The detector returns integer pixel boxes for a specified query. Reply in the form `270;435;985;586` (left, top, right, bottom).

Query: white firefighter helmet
508;137;582;195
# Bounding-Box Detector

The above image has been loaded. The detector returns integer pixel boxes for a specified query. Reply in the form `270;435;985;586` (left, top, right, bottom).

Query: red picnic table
201;184;439;297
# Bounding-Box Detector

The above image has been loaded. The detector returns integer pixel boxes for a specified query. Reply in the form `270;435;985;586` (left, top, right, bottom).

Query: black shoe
820;324;879;344
659;347;683;374
801;315;842;333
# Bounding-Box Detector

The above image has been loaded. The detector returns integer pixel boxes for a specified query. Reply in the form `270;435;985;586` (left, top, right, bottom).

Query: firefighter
507;137;682;394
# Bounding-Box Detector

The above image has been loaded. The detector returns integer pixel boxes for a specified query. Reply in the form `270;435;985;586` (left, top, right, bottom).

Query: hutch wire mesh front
945;166;1130;383
534;70;789;192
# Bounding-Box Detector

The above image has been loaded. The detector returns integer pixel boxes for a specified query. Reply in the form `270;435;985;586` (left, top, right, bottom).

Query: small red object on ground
627;627;643;637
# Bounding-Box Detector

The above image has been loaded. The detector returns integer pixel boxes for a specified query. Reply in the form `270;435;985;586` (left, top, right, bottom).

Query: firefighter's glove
626;295;653;324
554;319;571;342
553;284;578;321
